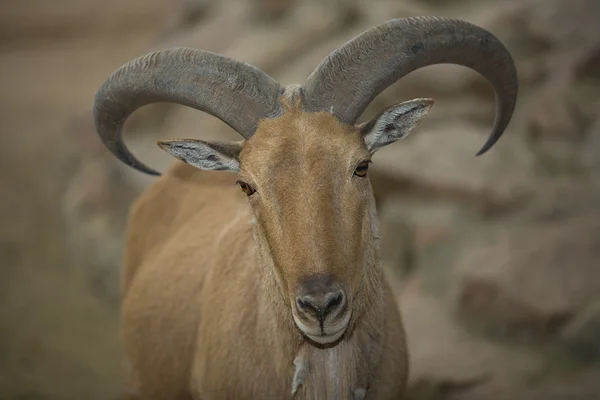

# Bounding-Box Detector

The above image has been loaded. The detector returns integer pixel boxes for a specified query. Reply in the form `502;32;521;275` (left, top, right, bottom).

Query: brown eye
354;161;370;177
237;180;256;196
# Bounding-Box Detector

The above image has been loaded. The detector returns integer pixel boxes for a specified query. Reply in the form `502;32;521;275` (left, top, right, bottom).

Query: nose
296;289;345;324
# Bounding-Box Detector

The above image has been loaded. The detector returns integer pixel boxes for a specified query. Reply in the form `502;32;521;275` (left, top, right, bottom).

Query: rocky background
1;0;599;398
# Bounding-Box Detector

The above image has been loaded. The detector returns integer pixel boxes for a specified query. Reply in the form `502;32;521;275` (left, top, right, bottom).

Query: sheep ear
157;139;243;172
360;98;434;153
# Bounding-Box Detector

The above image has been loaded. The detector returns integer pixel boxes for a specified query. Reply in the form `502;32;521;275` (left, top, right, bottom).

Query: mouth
304;327;347;344
292;311;351;345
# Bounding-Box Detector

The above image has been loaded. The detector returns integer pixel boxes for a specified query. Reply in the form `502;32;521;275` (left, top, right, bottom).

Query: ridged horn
302;17;518;155
93;47;283;175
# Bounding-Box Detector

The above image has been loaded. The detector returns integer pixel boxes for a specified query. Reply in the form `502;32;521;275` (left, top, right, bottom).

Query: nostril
297;298;310;310
326;292;343;312
296;291;345;323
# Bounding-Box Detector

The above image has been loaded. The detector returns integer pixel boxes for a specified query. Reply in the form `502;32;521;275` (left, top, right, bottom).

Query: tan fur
120;95;408;399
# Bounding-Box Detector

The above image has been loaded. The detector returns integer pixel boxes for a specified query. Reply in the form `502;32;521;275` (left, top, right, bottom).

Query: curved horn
302;17;518;156
93;47;283;175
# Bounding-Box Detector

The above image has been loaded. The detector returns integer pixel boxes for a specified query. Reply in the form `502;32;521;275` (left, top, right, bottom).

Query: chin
292;312;351;345
304;328;347;345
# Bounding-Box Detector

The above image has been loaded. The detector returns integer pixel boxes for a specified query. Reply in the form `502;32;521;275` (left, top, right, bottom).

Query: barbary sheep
92;16;518;399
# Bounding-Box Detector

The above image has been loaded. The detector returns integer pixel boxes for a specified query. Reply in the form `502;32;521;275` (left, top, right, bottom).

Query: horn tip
126;156;162;176
475;139;494;157
133;163;162;176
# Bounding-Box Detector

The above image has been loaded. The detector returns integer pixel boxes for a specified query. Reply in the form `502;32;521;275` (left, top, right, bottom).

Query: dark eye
237;180;256;196
354;161;370;177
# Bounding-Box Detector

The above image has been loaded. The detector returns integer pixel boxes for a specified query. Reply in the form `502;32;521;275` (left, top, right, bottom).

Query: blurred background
1;0;599;398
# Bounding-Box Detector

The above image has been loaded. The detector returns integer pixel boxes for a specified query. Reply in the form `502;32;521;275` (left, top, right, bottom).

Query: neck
254;205;386;398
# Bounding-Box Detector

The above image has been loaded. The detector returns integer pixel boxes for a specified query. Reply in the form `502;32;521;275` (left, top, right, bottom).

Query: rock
371;119;536;206
154;0;251;50
224;0;357;77
248;0;297;22
581;117;600;178
404;375;490;400
61;157;139;307
400;258;600;400
453;213;600;339
476;0;600;179
456;277;573;338
526;83;586;143
162;0;213;33
466;0;600;181
518;0;600;49
560;300;600;362
523;63;598;177
478;0;600;58
378;196;480;283
450;367;600;400
0;0;175;48
505;177;600;224
369;168;526;218
399;275;543;399
378;206;415;280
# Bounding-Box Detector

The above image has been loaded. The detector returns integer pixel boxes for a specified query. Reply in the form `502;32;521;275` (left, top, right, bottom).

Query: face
158;96;432;345
238;108;376;344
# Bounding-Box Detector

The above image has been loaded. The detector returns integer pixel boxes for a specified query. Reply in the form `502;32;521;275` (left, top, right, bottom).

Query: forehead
240;108;367;174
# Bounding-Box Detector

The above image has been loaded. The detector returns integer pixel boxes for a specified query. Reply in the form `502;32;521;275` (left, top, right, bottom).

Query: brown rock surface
560;299;600;362
0;0;175;48
454;213;600;338
398;275;544;399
